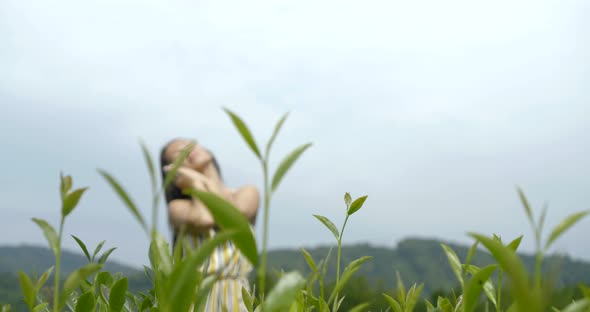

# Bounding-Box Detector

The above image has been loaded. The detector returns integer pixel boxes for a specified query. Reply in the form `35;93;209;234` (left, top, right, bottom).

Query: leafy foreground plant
5;109;590;312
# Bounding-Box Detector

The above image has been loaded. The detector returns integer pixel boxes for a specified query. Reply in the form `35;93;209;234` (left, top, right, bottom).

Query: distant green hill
265;237;590;294
2;238;590;309
0;245;139;275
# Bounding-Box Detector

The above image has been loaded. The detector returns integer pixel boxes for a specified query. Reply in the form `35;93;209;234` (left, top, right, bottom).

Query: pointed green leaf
561;298;590;312
441;244;464;287
300;248;317;272
517;187;535;228
537;203;548;240
319;247;333;299
407;283;424;312
382;293;403;312
33;303;48;312
465;265;497;308
425;299;435;311
507;235;524;252
35;266;53;291
242;287;254;312
62;187;88;217
349;302;370;312
92;241;106;262
31;218;59;256
140;140;157;190
75;291;96;312
60;173;73;200
259;271;306;312
162;141;194;192
545;210;590;250
265;112;289;157
344;192;352;208
187;189;258;266
465;241;479;268
60;263;102;310
18;271;35;310
437;297;453;312
395;271;406;303
313;215;339;240
271;143;312;192
328;256;372;304
469;233;539;312
98;247;117;264
109;278;128;312
348;195;368;216
463;264;497;312
71;235;91;262
98;170;147;233
223;108;262;159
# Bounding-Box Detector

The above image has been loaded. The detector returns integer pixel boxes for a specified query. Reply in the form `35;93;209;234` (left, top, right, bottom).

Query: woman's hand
164;165;225;197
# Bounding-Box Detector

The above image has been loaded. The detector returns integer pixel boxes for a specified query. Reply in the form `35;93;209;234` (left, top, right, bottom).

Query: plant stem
53;218;65;312
333;214;349;310
258;160;271;304
497;268;503;312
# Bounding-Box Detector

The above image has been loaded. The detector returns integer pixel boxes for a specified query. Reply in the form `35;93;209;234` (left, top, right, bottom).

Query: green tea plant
6;108;590;312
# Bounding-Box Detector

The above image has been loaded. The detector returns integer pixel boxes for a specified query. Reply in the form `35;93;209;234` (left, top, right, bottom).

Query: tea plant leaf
406;283;424;312
313;215;339;240
75;291;96;312
140;140;157;190
109;277;128;312
60;173;73;200
223;108;262;159
36;266;54;290
425;299;435;311
300;248;317;272
98;247;117;264
545;210;590;250
31;218;59;256
396;271;406;303
382;294;403;312
98;170;147;233
92;241;105;262
441;244;464;287
328;256;372;304
187;189;258;266
538;203;548;239
437;297;453;312
517;187;535;227
33;303;48;312
60;263;102;310
348;195;368;216
463;264;497;312
18;271;35;310
242;287;254;312
149;234;172;275
465;265;497;308
344;192;352;208
469;233;539;312
257;271;306;312
265;112;289;157
561;298;590;312
271;143;312;192
507;235;524;252
71;235;91;262
62;187;88;218
349;302;370;312
162;141;194;192
465;241;479;267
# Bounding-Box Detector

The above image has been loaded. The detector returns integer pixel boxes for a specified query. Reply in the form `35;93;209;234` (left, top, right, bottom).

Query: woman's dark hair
159;138;222;204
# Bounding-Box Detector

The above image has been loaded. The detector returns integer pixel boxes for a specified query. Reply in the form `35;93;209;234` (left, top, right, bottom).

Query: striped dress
188;227;254;312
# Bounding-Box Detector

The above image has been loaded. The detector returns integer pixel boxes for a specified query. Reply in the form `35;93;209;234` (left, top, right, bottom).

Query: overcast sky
1;0;589;268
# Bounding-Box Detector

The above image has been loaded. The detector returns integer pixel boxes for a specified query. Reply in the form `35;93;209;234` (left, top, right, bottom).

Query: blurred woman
160;138;259;311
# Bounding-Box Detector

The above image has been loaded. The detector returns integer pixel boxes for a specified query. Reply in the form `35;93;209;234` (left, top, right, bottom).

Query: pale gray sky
1;0;589;268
